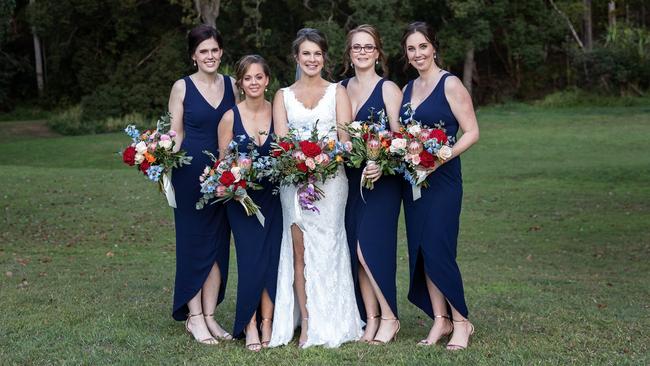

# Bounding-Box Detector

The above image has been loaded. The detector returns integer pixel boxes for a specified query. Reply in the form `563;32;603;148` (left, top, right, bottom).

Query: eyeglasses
351;44;377;53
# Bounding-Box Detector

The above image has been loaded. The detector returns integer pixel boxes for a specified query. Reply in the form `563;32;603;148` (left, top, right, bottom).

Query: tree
583;0;593;50
29;0;44;96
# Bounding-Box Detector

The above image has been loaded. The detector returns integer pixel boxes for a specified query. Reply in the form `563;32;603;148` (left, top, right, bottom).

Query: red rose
139;160;151;174
219;171;236;186
299;141;321;158
235;180;247;190
122;146;136;166
296;162;308;172
362;132;370;141
392;132;403;139
273;141;293;157
419;151;436;169
429;129;448;144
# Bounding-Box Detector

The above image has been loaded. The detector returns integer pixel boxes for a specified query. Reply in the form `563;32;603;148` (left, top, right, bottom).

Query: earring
193;60;197;67
375;59;378;65
265;88;268;92
240;89;244;95
350;62;354;68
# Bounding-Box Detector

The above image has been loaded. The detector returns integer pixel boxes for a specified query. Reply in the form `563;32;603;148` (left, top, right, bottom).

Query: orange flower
336;155;344;163
328;140;335;150
144;152;156;163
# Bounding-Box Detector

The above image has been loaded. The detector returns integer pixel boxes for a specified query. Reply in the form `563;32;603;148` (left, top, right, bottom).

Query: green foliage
47;105;145;135
534;88;650;107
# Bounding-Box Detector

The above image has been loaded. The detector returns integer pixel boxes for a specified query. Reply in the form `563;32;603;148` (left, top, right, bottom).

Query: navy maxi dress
342;78;402;320
171;74;236;321
400;72;468;319
227;106;282;338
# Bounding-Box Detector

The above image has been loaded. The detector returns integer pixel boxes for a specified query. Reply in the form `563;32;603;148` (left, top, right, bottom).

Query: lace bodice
282;83;339;140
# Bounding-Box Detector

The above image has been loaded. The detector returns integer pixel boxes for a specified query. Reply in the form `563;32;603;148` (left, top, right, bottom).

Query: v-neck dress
171;75;236;321
227;105;282;338
341;78;401;319
400;73;468;318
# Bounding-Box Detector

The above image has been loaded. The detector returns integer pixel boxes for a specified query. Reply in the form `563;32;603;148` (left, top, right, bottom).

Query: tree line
1;0;648;127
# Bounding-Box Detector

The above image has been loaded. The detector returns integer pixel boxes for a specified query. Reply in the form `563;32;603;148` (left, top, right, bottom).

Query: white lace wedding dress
268;83;363;348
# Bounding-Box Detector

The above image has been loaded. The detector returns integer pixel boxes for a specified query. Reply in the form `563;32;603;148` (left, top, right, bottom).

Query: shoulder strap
341;78;351;88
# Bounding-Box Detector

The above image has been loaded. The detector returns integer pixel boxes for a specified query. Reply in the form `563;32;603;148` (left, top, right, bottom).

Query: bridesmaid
399;21;479;350
217;55;282;352
339;24;403;344
167;24;238;345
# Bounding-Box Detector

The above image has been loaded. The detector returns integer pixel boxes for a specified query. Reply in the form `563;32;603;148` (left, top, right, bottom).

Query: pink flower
305;157;316;170
169;130;177;137
160;134;171;141
238;157;252;170
292;151;306;160
314;153;330;164
344;141;353;152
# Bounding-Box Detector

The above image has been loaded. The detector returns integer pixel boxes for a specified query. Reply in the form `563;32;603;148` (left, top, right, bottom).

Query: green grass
1;104;649;365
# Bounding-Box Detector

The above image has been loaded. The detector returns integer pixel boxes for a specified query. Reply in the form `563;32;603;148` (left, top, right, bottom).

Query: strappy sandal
203;313;233;340
244;321;262;352
369;317;401;345
359;314;380;343
417;315;453;346
446;318;475;351
260;318;273;348
185;313;219;345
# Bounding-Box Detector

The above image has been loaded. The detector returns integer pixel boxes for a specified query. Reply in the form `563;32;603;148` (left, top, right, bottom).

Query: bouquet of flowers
196;137;266;225
344;110;402;190
397;103;454;200
266;122;349;213
121;114;191;207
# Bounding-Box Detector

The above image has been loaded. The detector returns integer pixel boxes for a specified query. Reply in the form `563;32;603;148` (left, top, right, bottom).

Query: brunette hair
400;21;442;70
342;24;388;77
234;54;271;89
187;24;223;59
291;28;331;79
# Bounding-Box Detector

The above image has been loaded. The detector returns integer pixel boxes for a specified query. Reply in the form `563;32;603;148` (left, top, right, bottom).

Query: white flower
389;138;407;153
135;141;148;154
407;124;421;136
134;153;144;164
159;139;172;150
436;145;453;161
349;121;362;130
231;167;241;181
203;166;210;175
305;158;316;170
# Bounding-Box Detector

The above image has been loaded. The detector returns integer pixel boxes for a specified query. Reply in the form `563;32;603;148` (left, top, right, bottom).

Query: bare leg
260;289;274;347
291;224;308;346
244;312;261;352
357;263;380;342
185;290;218;344
357;245;399;344
201;262;232;340
446;304;474;350
418;274;453;345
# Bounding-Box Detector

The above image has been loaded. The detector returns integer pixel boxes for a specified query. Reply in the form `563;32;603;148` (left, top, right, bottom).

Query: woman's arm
382;80;403;132
217;110;234;159
168;79;186;152
444;76;479;160
272;89;289;137
335;84;352;142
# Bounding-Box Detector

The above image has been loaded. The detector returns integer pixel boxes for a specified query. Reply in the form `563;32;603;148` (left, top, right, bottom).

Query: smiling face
192;37;222;74
349;31;378;71
405;31;436;73
240;62;269;99
296;40;324;77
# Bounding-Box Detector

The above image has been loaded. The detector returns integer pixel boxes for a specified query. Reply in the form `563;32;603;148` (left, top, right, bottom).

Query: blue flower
146;165;164;182
124;125;140;142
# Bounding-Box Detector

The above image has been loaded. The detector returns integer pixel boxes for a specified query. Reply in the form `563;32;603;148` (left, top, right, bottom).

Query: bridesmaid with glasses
340;24;403;345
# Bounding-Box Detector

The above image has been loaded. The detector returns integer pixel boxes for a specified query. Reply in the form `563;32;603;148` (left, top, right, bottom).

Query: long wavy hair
342;24;388;77
401;21;442;71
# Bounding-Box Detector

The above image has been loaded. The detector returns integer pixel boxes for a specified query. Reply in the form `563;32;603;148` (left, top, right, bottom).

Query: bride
268;28;363;348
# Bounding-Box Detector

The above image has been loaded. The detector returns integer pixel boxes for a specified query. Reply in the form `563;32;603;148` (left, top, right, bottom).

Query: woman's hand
363;161;382;183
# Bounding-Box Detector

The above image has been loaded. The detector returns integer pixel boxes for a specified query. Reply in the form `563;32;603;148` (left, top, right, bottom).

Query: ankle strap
203;313;214;318
187;313;203;318
434;315;450;319
261;318;273;322
381;317;399;321
452;318;469;323
367;314;380;320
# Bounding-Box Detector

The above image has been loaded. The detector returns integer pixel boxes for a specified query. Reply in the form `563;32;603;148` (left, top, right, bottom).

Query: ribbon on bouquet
162;173;177;208
411;170;430;201
292;191;306;232
239;194;265;227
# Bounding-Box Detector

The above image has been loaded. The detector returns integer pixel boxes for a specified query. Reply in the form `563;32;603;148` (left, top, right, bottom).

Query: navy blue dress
171;74;236;321
400;73;469;319
227;106;282;338
342;78;402;319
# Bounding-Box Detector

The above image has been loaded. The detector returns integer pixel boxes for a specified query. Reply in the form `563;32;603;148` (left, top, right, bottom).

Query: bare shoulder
382;80;402;97
443;74;465;94
335;83;348;96
221;108;234;122
171;78;186;94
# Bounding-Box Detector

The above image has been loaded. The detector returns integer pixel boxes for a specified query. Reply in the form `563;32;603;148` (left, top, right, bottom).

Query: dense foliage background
1;0;648;133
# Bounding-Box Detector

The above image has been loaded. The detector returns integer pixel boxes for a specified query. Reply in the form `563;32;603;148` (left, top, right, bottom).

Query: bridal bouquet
196;138;266;225
120;114;191;207
344;110;402;190
266;122;350;213
397;103;454;200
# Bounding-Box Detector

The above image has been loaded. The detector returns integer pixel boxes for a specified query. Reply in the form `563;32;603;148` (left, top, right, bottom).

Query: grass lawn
1;104;648;365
